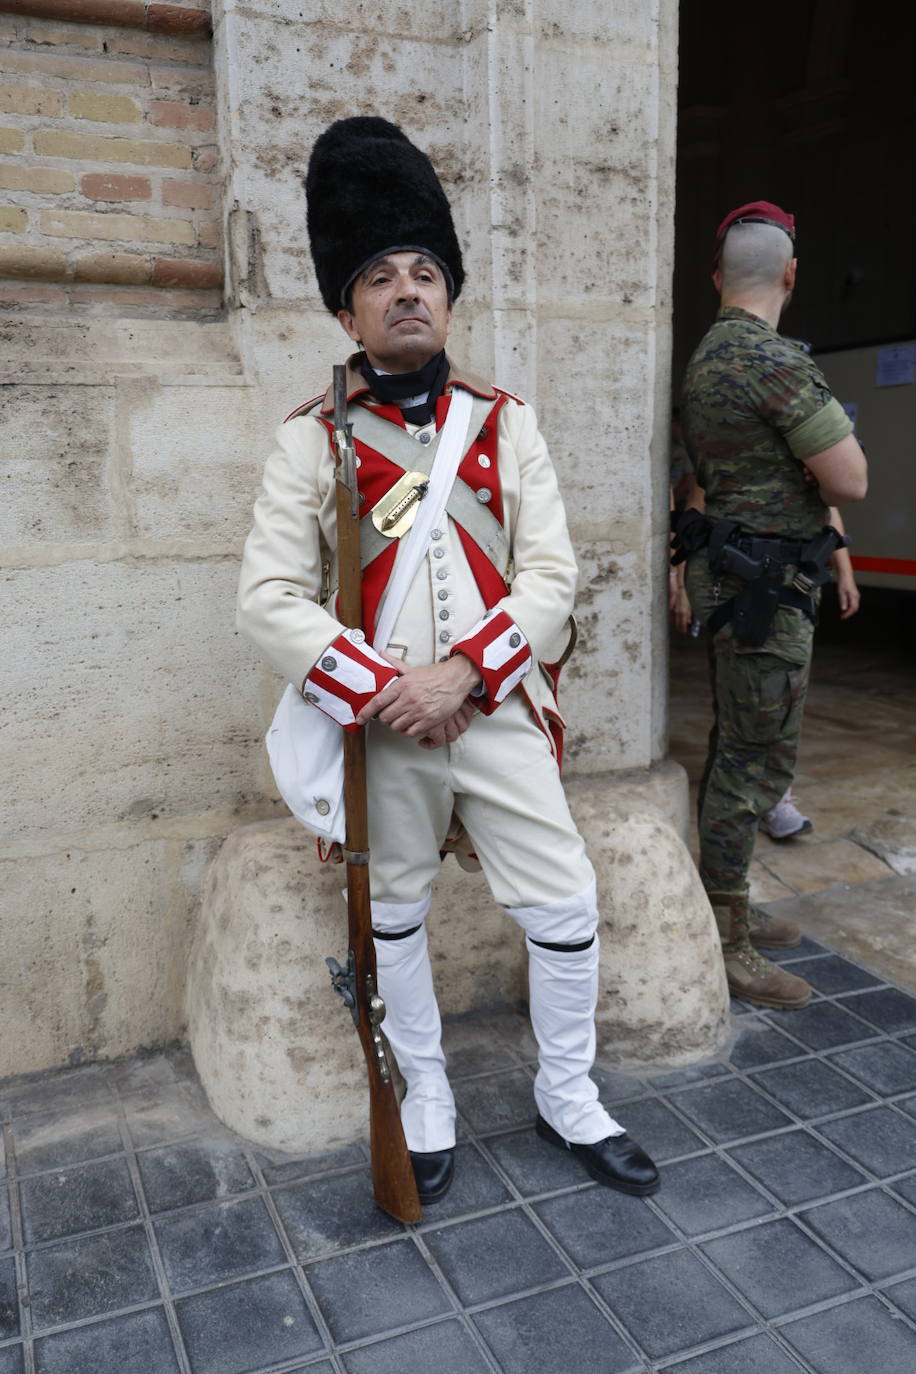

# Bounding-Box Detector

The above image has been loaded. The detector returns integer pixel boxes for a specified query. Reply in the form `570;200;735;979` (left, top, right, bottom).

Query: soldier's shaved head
719;222;794;293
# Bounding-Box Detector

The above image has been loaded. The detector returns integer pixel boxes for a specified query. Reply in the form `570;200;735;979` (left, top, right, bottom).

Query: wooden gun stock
327;364;422;1225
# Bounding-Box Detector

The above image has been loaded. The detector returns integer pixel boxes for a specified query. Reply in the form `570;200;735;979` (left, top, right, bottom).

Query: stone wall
0;0;222;314
0;0;685;1080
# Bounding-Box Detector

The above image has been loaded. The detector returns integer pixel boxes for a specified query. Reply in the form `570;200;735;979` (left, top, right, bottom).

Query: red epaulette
494;385;525;406
283;393;325;424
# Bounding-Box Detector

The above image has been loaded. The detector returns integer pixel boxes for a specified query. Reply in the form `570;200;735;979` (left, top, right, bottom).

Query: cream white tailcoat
237;359;577;732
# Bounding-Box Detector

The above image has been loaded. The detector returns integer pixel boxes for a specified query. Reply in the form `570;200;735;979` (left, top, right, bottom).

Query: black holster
704;522;848;648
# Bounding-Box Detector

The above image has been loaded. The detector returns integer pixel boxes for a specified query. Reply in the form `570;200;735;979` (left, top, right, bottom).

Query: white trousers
366;697;621;1150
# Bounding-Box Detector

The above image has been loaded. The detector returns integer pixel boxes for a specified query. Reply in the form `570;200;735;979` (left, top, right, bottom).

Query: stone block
0;243;68;280
533;49;659;308
73;250;151;282
151;256;222;287
161;178;215;209
122;379;280;540
536;317;654;529
535;0;663;49
40;208;196;246
0;282;61;307
188;767;718;1152
150;101;217;132
0;165;75;194
186;818;527;1153
69;91;142;123
0;835;216;1077
0;84;64;117
0;208;28;234
80;172;152;201
0;382;116;544
25;21;105;50
1;559;264;850
110;29;206;63
217;0;466;40
34;130;192;169
566;791;730;1065
0;127;25;154
561;540;654;772
2;49;148;85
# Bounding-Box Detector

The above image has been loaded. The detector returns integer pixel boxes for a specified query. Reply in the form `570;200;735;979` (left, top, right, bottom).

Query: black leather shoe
409;1147;455;1204
535;1115;660;1195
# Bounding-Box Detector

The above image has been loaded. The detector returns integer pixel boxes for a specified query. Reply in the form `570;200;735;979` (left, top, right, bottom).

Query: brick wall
0;0;222;315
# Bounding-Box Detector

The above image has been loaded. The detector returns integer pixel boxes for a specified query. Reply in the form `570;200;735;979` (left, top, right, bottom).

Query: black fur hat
305;116;465;313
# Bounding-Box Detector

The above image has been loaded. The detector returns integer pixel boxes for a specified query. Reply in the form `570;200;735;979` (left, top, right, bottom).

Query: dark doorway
673;0;916;387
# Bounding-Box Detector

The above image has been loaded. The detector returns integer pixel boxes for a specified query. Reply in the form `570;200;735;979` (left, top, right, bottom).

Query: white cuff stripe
482;625;529;671
494;656;533;703
330;649;378;696
304;680;356;726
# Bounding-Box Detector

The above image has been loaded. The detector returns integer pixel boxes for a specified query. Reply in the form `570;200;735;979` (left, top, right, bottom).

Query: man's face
337;251;452;373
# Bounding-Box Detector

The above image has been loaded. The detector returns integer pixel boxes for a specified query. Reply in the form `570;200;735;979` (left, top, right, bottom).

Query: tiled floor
3;958;916;1374
669;590;916;995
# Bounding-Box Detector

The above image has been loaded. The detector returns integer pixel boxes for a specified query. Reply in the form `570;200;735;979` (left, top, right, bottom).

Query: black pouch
731;561;784;647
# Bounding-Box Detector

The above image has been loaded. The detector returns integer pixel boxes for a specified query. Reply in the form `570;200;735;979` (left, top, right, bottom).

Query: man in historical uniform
677;202;867;1008
237;117;658;1203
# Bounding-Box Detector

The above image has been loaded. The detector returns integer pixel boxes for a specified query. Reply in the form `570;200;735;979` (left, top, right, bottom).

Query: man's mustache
386;307;430;325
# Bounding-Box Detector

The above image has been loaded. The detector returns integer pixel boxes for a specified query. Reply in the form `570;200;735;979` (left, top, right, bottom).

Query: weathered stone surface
1;560;264;849
534;56;659;309
562;540;654;772
852;813;916;876
0;384;117;545
568;799;730;1065
0;835;217;1077
538;317;654;528
122;378;284;540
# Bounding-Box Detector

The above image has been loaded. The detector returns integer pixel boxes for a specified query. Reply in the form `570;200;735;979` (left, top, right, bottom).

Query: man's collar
318;352;496;413
717;305;775;331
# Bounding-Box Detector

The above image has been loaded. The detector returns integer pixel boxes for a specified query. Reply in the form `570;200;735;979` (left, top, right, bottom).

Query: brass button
315;799;330;816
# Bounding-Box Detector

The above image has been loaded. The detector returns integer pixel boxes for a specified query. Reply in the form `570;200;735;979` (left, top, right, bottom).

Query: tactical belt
670;509;848;647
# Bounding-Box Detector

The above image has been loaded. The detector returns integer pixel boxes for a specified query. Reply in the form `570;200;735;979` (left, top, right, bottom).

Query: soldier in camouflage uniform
680;202;867;1008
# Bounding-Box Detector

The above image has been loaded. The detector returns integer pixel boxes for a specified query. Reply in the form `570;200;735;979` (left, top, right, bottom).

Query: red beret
713;201;795;263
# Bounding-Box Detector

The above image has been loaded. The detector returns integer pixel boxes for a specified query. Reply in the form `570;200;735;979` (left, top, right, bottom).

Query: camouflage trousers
685;555;814;894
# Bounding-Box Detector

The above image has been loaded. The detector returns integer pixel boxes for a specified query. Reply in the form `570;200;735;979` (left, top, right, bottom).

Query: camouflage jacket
681;306;852;540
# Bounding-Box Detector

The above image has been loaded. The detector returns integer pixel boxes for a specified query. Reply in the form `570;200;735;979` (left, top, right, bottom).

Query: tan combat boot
748;904;801;950
708;892;810;1009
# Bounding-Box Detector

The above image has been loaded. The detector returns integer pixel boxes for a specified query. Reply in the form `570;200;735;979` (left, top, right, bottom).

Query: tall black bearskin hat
305;116;465;314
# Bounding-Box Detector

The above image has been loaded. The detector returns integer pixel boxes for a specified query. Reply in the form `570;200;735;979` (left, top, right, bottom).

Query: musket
324;364;423;1225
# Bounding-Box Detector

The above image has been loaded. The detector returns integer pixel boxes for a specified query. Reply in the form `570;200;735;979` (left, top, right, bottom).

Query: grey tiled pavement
3;939;916;1372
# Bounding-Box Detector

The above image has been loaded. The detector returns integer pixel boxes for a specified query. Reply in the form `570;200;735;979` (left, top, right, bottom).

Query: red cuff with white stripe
302;629;398;732
450;609;532;715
